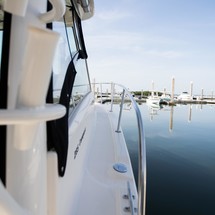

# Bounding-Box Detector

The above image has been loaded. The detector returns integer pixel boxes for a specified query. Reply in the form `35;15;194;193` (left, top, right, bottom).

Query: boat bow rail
93;82;147;215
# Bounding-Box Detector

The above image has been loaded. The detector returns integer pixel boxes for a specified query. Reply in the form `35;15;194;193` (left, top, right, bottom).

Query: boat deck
76;104;137;214
57;103;138;215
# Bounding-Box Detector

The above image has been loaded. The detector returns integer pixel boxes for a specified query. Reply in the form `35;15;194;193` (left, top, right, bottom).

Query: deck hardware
123;182;137;214
124;206;131;212
122;194;135;199
123;207;137;213
124;207;138;214
113;163;127;173
123;194;129;199
123;194;135;200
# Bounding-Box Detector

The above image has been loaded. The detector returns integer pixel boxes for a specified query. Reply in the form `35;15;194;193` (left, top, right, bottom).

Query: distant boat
160;93;171;104
147;81;161;105
177;92;193;101
146;95;161;106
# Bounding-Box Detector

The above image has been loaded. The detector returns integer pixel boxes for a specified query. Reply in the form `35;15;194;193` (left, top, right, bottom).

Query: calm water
120;103;215;215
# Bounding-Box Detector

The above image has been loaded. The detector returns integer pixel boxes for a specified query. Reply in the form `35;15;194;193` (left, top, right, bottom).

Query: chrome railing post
100;83;103;104
110;82;114;112
137;111;146;215
116;89;125;133
92;79;96;101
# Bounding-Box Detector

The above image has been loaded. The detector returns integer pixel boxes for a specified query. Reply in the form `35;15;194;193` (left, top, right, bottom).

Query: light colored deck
56;103;137;215
75;104;137;215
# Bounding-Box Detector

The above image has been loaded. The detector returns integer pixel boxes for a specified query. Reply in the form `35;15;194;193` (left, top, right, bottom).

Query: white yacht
146;93;161;106
0;1;146;215
146;81;161;106
177;92;193;101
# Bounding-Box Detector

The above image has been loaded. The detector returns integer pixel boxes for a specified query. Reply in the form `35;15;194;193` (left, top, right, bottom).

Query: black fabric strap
76;15;88;59
70;0;88;59
46;2;77;176
47;60;77;176
0;12;12;185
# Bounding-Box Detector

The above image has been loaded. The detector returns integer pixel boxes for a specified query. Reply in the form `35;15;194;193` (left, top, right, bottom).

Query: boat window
71;58;90;108
52;22;77;103
52;9;90;111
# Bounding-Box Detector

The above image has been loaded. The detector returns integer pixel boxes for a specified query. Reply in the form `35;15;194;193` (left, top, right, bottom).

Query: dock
96;95;215;105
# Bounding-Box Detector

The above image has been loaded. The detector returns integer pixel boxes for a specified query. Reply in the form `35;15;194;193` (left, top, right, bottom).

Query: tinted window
52;20;91;109
71;58;90;107
52;22;77;103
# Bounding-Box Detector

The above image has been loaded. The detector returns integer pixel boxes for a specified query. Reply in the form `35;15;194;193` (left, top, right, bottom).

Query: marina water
110;102;215;215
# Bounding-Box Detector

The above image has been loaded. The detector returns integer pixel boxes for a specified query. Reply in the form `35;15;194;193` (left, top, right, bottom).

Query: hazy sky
83;0;215;95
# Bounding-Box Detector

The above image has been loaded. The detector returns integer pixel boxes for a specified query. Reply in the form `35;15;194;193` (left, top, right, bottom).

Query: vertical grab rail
110;82;114;112
100;83;103;104
116;89;125;133
94;82;146;215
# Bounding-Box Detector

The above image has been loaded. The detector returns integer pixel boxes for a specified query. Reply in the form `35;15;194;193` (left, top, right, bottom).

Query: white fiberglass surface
57;103;137;215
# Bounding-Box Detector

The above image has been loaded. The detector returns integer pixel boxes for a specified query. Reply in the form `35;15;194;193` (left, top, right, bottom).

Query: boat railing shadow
92;82;146;215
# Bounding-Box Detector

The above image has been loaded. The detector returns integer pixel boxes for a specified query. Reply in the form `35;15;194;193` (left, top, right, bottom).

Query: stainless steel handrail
116;89;125;132
93;82;147;215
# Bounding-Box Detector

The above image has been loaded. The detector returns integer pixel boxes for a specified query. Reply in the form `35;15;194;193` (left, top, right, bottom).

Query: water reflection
188;104;192;122
169;106;174;132
145;103;213;132
116;102;215;213
147;104;159;121
122;103;215;215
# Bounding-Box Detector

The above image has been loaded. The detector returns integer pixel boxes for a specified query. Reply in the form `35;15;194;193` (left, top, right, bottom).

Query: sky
83;0;215;95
